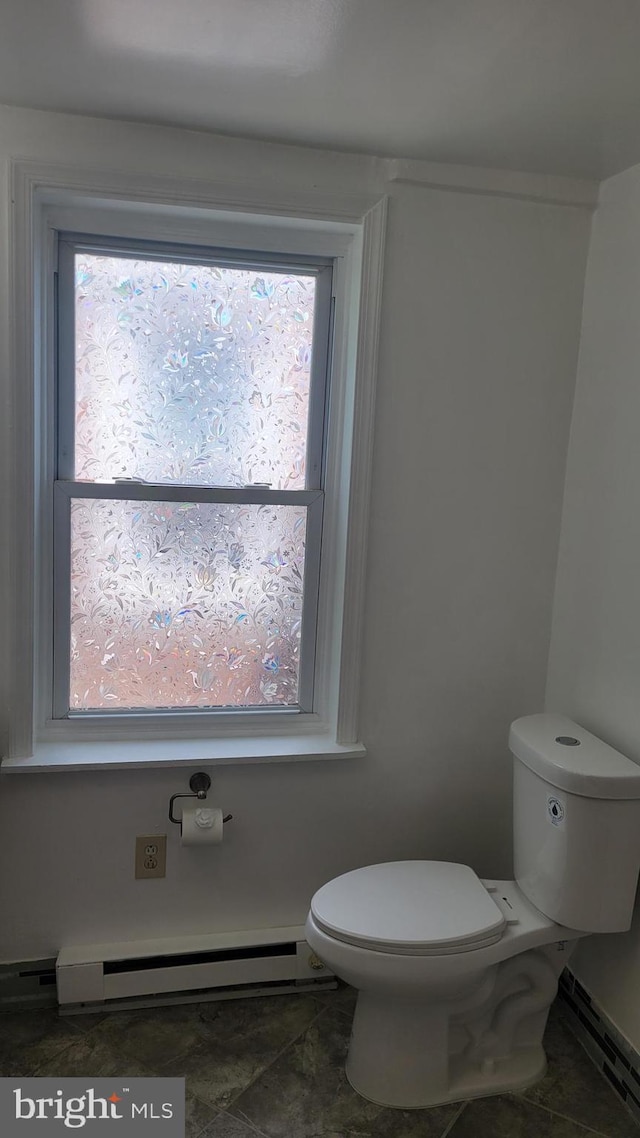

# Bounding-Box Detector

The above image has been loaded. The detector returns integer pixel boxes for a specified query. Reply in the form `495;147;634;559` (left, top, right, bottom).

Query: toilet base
347;1037;547;1109
344;961;557;1111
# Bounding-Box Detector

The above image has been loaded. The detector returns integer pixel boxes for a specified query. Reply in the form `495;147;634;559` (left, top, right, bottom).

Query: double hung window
53;235;333;724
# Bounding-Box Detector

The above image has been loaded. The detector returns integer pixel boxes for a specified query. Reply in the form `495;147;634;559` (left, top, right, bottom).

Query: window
53;235;333;723
3;163;385;767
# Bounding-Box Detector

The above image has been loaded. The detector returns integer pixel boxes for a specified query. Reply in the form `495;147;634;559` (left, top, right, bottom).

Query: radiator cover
56;925;332;1007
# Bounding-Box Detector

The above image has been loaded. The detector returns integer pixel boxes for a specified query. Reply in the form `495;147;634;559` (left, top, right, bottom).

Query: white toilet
305;713;640;1109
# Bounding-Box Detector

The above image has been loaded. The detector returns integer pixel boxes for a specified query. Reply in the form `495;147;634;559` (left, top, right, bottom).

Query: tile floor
0;987;637;1137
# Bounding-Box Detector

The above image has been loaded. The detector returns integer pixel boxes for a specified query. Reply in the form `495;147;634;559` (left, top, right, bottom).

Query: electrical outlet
135;835;167;879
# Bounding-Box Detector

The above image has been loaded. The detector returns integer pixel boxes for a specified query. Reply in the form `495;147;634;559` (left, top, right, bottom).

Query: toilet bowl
305;714;640;1109
306;866;580;1107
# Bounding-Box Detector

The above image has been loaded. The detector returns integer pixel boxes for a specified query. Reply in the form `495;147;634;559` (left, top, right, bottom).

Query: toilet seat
310;861;507;956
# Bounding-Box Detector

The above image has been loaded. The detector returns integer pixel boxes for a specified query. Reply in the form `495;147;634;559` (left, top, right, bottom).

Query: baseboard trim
558;967;640;1125
0;952;336;1016
0;958;58;1011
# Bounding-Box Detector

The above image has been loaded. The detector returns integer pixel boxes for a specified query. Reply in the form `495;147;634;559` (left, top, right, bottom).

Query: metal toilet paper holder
168;772;233;826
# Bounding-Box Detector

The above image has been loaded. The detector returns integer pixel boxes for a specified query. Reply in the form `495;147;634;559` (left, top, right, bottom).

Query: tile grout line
66;1015;108;1035
27;1028;217;1138
190;1102;270;1138
18;1003;636;1138
516;1094;627;1138
56;998;340;1130
28;1029;96;1077
154;1035;218;1077
157;995;341;1080
218;1105;273;1138
187;1094;228;1138
30;1023;163;1083
49;1022;221;1138
323;1002;354;1023
439;1101;468;1137
151;1003;310;1079
225;1001;333;1112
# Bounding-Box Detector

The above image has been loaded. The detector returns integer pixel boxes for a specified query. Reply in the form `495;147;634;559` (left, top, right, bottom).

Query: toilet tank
510;714;640;933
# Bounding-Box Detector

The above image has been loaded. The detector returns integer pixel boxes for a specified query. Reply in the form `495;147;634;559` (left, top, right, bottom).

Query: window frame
4;162;387;768
53;233;333;724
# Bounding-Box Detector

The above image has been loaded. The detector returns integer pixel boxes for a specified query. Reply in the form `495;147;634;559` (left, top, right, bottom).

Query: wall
0;105;591;960
546;162;640;1048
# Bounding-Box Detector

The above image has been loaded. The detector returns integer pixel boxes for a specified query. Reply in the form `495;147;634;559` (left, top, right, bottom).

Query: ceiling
2;0;640;181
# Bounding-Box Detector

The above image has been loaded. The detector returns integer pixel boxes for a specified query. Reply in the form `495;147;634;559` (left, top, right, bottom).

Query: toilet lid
310;861;506;956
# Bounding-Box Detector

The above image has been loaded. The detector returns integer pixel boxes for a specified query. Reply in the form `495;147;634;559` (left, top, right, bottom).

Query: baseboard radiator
56;925;334;1012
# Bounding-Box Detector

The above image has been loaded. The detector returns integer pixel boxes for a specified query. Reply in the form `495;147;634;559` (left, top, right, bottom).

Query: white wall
546;162;640;1048
0;105;591;961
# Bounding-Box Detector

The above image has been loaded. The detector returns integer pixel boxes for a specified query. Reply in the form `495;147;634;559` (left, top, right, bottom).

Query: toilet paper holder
168;773;233;826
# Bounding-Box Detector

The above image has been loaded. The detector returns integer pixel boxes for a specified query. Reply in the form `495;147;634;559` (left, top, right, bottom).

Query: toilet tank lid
509;714;640;799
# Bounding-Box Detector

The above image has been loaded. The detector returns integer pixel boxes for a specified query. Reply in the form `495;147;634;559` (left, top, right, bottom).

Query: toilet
305;713;640;1109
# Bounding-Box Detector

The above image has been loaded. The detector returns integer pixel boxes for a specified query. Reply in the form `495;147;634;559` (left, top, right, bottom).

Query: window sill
1;735;366;773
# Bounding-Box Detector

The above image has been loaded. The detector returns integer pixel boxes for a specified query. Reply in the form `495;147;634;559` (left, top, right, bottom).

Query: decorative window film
74;256;316;488
55;239;332;718
69;499;307;711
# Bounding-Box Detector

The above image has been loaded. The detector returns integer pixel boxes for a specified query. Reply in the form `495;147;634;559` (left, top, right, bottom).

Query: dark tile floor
0;987;636;1137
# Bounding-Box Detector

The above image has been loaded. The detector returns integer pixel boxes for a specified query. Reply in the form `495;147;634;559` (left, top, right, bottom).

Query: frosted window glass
74;255;316;488
69;498;306;709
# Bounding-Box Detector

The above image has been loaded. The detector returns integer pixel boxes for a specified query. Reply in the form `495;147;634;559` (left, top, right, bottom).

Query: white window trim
3;161;387;772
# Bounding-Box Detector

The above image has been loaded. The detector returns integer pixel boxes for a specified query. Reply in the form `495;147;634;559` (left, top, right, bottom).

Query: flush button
555;736;580;746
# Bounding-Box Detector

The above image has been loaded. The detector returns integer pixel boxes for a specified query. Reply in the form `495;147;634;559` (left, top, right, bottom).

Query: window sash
52;481;324;720
52;233;333;726
56;234;334;490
